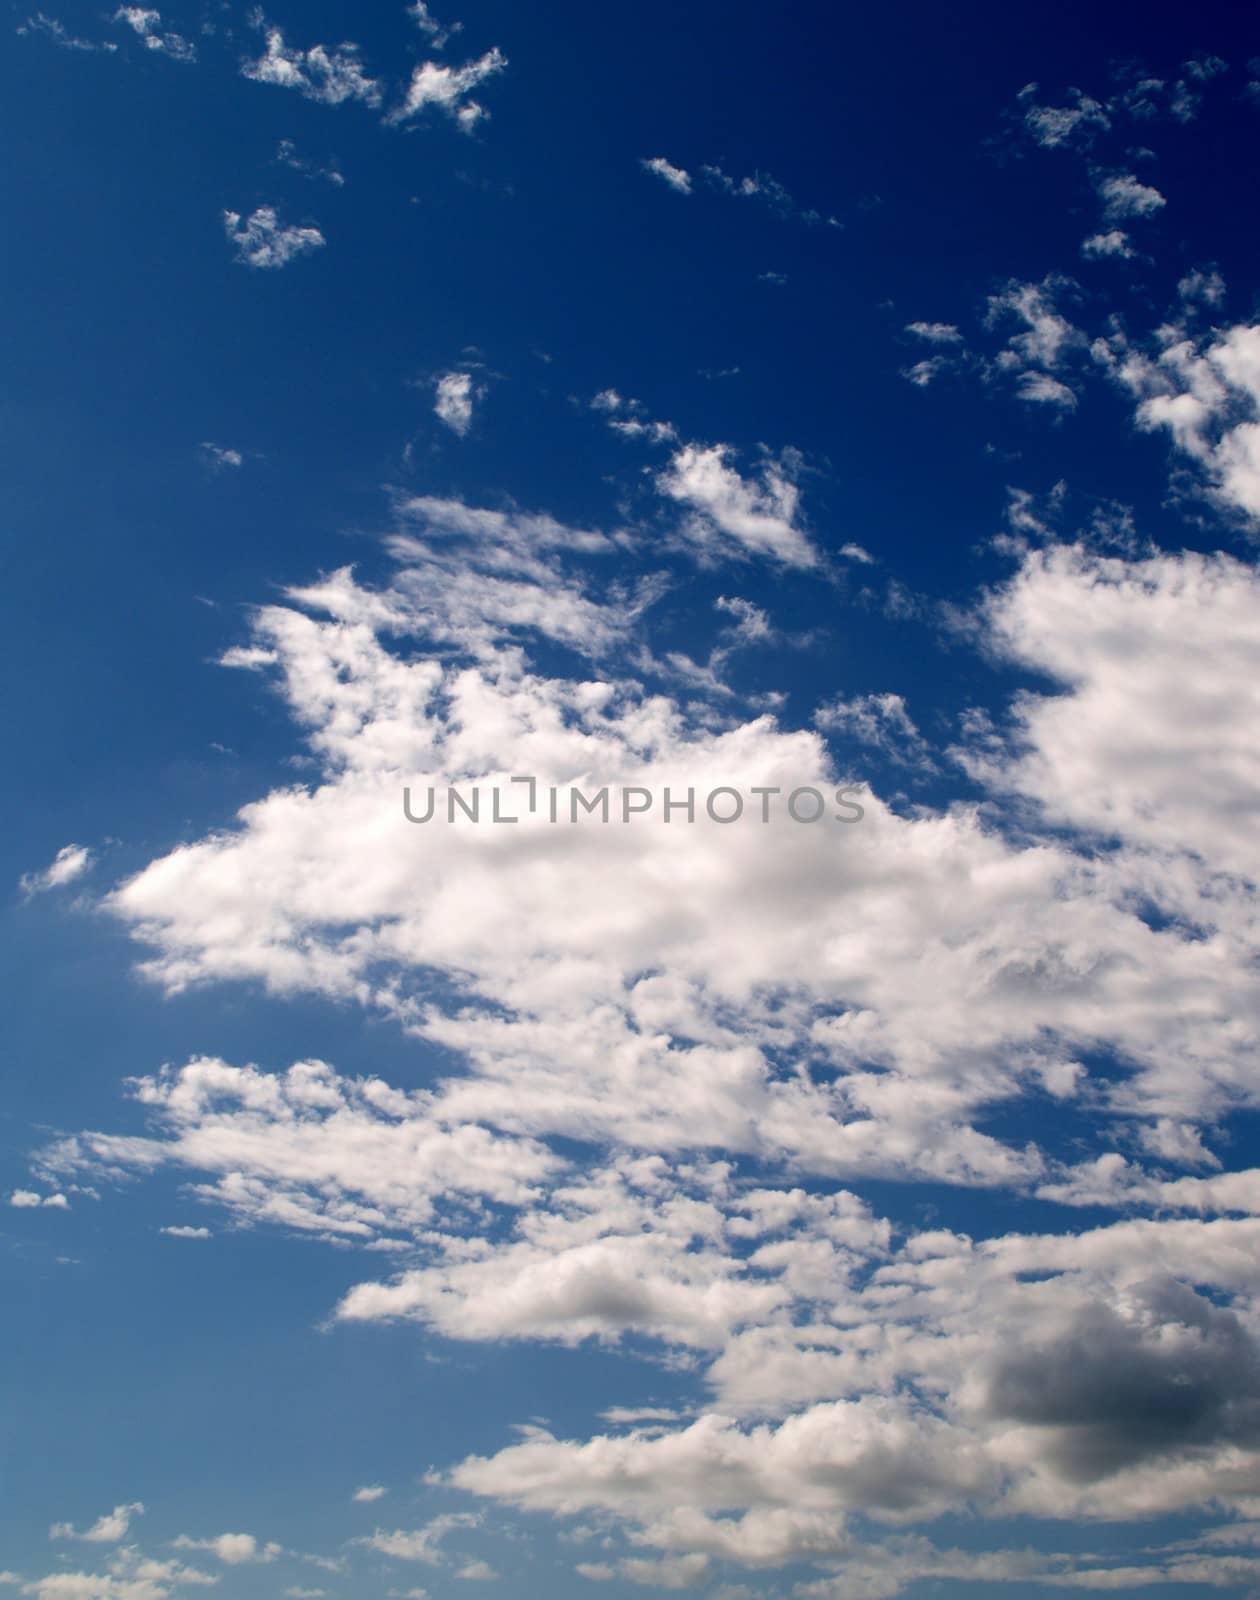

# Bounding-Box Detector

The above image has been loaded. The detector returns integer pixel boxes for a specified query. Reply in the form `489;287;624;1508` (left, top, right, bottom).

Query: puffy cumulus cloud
41;500;1260;1587
20;843;92;896
223;207;325;271
450;1400;997;1524
18;1547;219;1599
657;444;816;566
112;8;194;61
967;542;1260;887
46;1056;559;1245
171;1533;280;1564
388;48;506;132
1096;320;1260;524
641;156;691;194
50;1505;144;1544
241;18;381;106
352;1485;387;1503
10;1189;69;1208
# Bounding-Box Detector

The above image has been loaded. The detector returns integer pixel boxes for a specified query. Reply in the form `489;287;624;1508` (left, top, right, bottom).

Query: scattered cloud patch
11;1189;69;1209
388;47;506;131
112;8;195;61
17;13;116;51
50;1504;145;1544
641;157;691;194
224;207;325;270
242;15;381;106
200;442;243;469
1096;171;1166;221
657;444;816;566
1081;229;1134;259
20;844;92;897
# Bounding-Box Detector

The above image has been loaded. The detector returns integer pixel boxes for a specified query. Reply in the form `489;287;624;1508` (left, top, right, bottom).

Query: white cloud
242;18;381;106
160;1224;210;1239
388;48;506;132
223;207;325;270
641;157;691;194
657;444;816;566
20;844;92;897
1096;172;1166;221
171;1532;279;1564
815;694;935;769
112;8;195;61
434;371;478;436
17;13;117;51
44;512;1260;1586
276;139;344;187
985;276;1084;370
905;321;961;344
1015;371;1078;409
1018;84;1110;148
1081;229;1134;259
1097;318;1260;521
359;1513;478;1564
352;1486;388;1503
408;1;458;48
199;442;243;469
1178;267;1227;307
50;1505;144;1544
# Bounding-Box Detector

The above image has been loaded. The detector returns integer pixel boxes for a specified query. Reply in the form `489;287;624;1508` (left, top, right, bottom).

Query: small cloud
352;1485;388;1503
434;371;479;436
173;1532;280;1564
1016;371;1078;409
905;321;962;343
50;1503;144;1543
1096;171;1166;221
200;442;243;469
11;1190;70;1210
19;844;92;897
17;13;117;51
1178;267;1226;307
409;1;459;48
161;1224;211;1239
455;1561;498;1581
224;206;325;270
388;47;506;132
1081;229;1135;259
758;270;787;285
242;17;381;107
113;8;196;61
276;138;345;186
641;156;691;194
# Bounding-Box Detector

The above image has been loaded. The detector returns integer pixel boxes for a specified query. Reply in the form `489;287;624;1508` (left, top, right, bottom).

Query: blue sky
5;3;1260;1597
